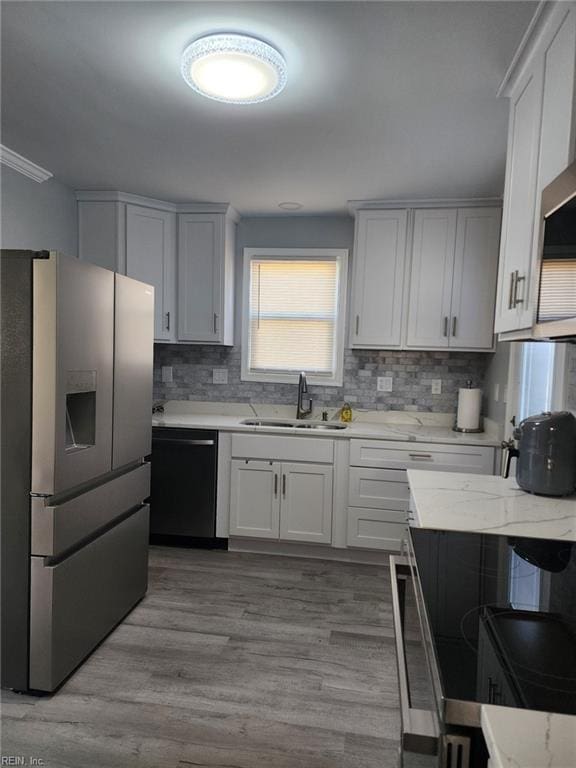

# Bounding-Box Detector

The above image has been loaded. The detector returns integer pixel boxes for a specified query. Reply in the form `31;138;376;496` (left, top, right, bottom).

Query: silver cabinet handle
282;474;286;497
513;273;525;306
213;313;219;333
166;311;171;331
452;316;457;337
408;453;433;460
274;474;278;497
443;317;448;337
153;438;215;446
355;315;360;335
508;271;516;310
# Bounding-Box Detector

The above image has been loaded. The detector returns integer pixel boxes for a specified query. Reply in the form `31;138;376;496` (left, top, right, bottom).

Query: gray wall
0;166;78;256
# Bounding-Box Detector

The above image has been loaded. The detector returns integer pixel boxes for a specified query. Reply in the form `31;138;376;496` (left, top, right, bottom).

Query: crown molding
0;144;53;183
75;189;240;221
347;197;502;214
497;1;552;98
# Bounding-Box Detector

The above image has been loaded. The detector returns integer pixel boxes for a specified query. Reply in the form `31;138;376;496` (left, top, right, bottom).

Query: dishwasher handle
152;438;215;447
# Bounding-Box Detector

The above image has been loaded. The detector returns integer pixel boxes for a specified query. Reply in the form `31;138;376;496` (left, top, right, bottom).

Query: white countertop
482;705;576;768
152;401;501;447
407;469;576;541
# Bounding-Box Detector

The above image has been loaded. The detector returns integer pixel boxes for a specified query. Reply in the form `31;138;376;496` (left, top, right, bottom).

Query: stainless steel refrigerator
1;250;154;693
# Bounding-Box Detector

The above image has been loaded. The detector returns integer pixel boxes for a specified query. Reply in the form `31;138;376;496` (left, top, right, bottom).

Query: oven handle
389;555;439;756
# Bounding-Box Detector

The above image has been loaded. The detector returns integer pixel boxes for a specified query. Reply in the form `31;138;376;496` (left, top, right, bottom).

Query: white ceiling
1;1;536;215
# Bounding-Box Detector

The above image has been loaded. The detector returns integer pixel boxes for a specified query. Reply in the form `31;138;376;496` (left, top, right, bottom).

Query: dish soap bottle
340;402;353;423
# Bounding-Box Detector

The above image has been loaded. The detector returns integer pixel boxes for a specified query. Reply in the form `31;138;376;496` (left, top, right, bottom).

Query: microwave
533;159;576;340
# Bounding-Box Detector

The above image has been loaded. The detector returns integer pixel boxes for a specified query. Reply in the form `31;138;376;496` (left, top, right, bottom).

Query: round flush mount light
278;201;303;211
181;33;287;104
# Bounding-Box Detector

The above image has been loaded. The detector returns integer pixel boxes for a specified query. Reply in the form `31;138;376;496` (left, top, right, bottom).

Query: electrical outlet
213;368;228;385
377;376;393;392
161;366;173;383
431;379;442;395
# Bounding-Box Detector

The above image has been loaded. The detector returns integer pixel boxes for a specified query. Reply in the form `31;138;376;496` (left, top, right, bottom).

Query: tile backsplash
154;345;490;414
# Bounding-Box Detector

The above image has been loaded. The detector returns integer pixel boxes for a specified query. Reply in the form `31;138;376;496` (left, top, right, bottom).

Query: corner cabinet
349;209;408;348
77;192;237;345
177;212;235;345
495;2;576;336
406;207;501;350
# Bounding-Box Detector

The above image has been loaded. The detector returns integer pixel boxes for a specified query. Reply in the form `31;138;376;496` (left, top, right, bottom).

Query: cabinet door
495;64;544;334
178;213;223;343
279;463;333;544
229;460;280;539
406;209;456;348
126;205;175;342
449;208;501;349
350;210;408;348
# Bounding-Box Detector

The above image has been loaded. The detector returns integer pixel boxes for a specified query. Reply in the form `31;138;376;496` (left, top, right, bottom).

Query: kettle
502;411;576;496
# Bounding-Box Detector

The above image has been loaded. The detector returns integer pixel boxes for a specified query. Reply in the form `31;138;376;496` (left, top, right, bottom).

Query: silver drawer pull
408;453;433;460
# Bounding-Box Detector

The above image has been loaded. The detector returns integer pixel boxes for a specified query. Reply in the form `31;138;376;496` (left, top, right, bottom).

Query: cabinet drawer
231;433;333;463
31;463;150;557
349;467;409;510
29;504;149;692
350;439;494;474
347;507;407;551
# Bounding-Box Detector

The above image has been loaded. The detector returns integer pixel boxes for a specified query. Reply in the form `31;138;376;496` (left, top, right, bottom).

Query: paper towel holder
452;380;484;434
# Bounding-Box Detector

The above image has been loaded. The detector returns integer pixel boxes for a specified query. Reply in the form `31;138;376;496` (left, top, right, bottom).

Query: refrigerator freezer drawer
31;463;150;557
29;504;149;693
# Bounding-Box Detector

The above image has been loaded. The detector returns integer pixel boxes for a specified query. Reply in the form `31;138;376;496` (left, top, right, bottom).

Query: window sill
241;371;343;387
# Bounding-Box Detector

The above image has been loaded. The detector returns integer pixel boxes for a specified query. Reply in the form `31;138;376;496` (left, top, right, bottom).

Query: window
241;248;348;385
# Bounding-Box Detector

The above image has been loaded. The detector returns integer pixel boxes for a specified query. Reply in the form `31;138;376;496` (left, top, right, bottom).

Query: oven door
390;554;441;767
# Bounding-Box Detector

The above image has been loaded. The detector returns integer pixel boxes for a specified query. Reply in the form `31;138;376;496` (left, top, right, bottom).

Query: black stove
410;528;576;716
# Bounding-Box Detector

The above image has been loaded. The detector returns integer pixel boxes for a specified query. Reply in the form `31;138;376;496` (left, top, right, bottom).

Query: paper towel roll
456;387;482;431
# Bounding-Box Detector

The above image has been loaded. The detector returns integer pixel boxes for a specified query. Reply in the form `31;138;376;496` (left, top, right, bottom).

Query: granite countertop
152;401;502;447
481;705;576;768
407;469;576;541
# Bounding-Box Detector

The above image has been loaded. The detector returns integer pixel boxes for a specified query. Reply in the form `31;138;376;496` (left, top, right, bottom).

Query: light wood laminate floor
1;548;401;767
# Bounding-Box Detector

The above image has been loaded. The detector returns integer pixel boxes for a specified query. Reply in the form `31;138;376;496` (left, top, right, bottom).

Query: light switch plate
213;368;228;385
161;366;173;384
493;383;500;402
431;379;442;395
377;376;393;392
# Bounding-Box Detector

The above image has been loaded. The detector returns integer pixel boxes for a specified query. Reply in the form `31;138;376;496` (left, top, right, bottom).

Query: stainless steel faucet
296;372;313;420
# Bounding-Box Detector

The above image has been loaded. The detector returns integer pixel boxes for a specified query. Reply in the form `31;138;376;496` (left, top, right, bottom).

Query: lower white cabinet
229;460;279;539
347;439;496;551
229;459;333;544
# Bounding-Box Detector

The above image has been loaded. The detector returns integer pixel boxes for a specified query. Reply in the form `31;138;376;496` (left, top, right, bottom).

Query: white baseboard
228;537;390;565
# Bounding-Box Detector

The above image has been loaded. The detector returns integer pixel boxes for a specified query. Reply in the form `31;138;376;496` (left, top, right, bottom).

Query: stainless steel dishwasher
150;427;225;547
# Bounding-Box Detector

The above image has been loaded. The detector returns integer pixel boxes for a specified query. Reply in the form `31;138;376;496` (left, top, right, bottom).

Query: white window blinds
538;257;576;322
248;258;340;376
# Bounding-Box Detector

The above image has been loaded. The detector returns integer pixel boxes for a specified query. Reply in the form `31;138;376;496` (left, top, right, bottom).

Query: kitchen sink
241;418;347;430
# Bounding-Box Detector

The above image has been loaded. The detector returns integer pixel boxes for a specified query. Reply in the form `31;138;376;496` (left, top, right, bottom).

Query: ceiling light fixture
181;33;287;104
278;201;303;211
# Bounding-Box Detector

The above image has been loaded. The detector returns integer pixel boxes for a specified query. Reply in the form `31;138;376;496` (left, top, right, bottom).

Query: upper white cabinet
448;207;502;349
77;192;237;345
126;205;175;342
177;212;235;345
349;209;408;348
495;2;576;336
406;209;457;348
350;204;500;352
